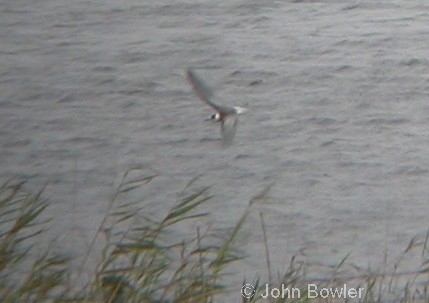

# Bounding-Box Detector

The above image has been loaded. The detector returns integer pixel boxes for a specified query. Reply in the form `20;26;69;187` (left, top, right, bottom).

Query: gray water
1;0;429;291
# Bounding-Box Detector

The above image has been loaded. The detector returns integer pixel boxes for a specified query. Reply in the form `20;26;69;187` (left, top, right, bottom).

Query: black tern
186;68;247;145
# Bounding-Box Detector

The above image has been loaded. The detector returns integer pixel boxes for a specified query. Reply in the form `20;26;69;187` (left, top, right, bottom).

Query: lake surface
1;0;429;294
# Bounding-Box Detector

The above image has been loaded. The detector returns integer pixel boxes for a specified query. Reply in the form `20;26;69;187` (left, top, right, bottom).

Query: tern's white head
208;112;222;122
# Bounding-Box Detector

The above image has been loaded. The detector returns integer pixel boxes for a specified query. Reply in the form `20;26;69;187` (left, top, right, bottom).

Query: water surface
1;0;429;291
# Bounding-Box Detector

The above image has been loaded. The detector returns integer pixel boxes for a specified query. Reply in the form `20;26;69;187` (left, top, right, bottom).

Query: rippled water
1;0;429;287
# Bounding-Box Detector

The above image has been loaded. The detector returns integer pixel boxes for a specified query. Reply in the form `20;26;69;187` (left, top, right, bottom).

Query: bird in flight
186;68;247;145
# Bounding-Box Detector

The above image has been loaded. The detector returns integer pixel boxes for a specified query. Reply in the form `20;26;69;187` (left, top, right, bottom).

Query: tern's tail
233;106;248;114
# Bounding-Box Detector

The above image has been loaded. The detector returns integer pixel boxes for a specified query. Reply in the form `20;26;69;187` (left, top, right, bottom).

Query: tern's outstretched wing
186;69;235;114
221;115;239;146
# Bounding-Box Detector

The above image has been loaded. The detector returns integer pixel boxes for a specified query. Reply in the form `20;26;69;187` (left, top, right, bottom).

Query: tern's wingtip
186;68;195;77
186;68;197;83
